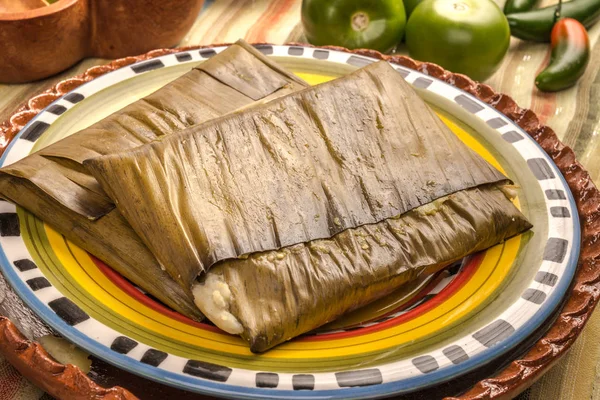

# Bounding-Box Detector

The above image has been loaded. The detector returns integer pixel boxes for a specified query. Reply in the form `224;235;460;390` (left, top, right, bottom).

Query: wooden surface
0;0;599;399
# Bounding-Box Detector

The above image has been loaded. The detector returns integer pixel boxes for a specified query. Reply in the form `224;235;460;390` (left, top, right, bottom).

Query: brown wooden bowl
0;44;598;400
0;0;204;83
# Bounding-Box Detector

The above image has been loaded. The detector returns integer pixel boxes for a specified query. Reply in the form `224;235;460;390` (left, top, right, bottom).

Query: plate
0;45;580;399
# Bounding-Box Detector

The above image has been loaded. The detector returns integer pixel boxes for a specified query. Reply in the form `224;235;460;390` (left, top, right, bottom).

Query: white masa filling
192;273;244;334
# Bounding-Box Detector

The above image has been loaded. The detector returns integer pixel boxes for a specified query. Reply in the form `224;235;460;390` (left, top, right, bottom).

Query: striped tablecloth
1;0;599;399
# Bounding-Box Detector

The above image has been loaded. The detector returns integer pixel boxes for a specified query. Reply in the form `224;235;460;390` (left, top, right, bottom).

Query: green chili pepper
506;0;600;42
504;0;541;14
536;18;590;92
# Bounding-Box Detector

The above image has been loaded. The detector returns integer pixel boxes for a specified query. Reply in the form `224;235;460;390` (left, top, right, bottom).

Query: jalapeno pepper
504;0;541;14
535;18;590;92
301;0;406;53
506;0;600;42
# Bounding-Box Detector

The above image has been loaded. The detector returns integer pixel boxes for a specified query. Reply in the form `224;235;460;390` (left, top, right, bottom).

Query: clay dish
0;0;204;83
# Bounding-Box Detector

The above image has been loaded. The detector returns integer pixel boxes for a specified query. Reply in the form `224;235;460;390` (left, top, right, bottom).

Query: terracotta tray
0;44;598;400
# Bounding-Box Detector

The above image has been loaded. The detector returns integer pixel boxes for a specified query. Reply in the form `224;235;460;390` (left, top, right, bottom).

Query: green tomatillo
301;0;406;53
406;0;510;81
404;0;426;17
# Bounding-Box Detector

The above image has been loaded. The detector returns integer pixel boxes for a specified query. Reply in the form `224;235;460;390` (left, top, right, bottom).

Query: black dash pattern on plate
48;297;90;326
183;360;232;382
26;277;51;291
256;372;279;388
46;104;67;115
521;288;547;304
543;238;568;263
110;336;139;354
413;77;433;89
412;355;439;373
502;131;524;143
131;59;165;74
0;213;20;236
63;93;84;104
292;374;315;390
141;349;168;367
253;45;273;55
347;56;375;68
472;319;515;348
443;345;469;365
527;158;555;180
13;259;37;272
395;67;410;78
176;53;192;62
335;369;383;387
313;49;329;60
535;271;558;287
454;94;484;113
545;189;566;200
487;118;508;129
199;49;217;58
21;121;50;142
550;206;571;218
288;46;304;56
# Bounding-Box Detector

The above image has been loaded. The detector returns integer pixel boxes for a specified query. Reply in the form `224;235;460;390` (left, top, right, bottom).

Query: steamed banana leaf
0;40;308;319
196;184;530;352
85;61;510;290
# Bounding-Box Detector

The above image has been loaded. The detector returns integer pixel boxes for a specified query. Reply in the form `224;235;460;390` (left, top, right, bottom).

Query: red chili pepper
535;18;590;92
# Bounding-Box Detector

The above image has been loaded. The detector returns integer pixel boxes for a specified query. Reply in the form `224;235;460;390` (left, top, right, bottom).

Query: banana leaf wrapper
85;61;510;291
0;40;308;319
195;184;531;352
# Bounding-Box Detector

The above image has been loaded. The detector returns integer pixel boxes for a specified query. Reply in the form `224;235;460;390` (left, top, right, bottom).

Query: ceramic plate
0;45;580;399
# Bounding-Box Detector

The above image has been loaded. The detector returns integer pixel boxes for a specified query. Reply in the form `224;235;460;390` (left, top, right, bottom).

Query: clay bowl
0;0;204;83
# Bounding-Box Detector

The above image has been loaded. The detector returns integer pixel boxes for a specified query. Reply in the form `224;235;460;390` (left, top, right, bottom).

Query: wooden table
0;0;599;399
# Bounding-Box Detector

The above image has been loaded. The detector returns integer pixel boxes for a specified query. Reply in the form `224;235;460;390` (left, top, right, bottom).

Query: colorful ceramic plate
0;45;580;399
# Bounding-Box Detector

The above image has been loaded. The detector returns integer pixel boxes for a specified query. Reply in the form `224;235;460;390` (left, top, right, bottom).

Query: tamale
86;61;510;289
86;60;532;352
194;185;530;352
0;40;308;319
